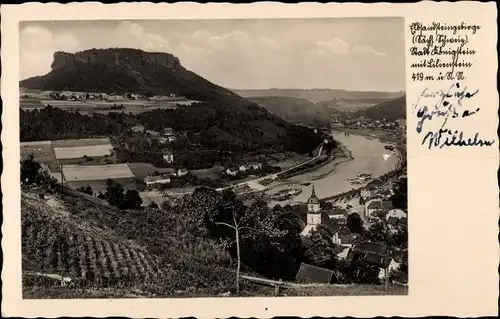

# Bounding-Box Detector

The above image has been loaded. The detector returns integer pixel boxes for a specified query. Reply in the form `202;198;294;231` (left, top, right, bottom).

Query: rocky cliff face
51;49;181;71
21;47;240;101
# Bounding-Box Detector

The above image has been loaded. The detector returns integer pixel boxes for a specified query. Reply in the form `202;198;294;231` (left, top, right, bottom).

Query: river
268;130;399;205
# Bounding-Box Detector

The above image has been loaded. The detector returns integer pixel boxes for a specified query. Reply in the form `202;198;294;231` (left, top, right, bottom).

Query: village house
365;199;383;218
332;226;358;247
387;215;408;231
360;186;376;200
131;124;145;133
349;242;402;281
395;119;407;130
158;136;169;144
365;198;394;218
327;208;348;225
374;188;393;200
225;167;239;176
144;175;171;186
238;165;248;172
106;94;122;100
162;149;174;164
334;245;351;260
177;168;188;177
249;163;262;170
370;209;387;220
163;127;175;136
162;127;177;142
145;130;159;137
386;208;407;220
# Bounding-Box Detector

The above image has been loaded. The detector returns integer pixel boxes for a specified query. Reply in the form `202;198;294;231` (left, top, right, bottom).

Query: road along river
268;130;400;206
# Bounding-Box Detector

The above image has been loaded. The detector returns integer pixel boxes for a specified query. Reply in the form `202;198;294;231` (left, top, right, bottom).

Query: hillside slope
356;96;407;121
20;48;323;158
20;49;239;102
21;188;236;297
248;96;330;126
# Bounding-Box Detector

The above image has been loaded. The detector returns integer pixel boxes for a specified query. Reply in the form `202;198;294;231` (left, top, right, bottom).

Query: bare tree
215;198;286;294
215;211;256;294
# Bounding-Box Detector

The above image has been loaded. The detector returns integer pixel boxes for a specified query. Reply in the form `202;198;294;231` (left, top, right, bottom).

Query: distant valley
245;96;330;126
231;88;406;125
354;95;407;121
232;88;404;102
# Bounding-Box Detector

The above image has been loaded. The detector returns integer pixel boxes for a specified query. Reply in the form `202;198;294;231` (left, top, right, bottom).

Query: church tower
307;186;321;225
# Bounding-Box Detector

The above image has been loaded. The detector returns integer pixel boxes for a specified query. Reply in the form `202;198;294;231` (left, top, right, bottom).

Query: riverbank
267;128;405;206
318;131;406;203
277;137;353;181
309;140;354;181
332;126;402;144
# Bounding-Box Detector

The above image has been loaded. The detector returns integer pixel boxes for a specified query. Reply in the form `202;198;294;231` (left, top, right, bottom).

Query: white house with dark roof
249;163;262;170
163;127;175;136
177;168;188;177
365;199;383;218
144;175;171;186
327;208;348;225
225;167;239;176
386;209;407;220
360;186;376;199
162;149;174;164
365;198;394;218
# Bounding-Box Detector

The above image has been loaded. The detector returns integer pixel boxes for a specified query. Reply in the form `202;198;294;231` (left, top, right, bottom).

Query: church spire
307;185;320;205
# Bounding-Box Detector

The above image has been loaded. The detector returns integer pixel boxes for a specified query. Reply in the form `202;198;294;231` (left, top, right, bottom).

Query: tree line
21;104;324;169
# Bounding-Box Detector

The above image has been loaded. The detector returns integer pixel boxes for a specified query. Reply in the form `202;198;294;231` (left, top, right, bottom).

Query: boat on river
349;172;372;184
271;186;303;201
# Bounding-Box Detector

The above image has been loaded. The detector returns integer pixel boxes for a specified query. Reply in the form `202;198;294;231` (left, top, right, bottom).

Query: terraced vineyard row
22;207;165;287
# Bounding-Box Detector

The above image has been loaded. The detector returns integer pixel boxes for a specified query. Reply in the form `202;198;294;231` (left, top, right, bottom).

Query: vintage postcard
1;2;498;318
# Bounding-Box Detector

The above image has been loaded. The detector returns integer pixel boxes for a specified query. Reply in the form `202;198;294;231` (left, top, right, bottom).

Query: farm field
20;99;44;108
52;138;111;148
21;193;165;292
62;164;135;182
54;144;113;160
40;100;94;108
20;141;60;171
21;99;197;114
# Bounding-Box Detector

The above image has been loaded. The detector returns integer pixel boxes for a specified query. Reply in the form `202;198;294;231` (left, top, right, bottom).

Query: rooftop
353;242;387;255
163;127;175;135
144;175;170;182
367;200;383;209
295;263;334;284
382;200;394;210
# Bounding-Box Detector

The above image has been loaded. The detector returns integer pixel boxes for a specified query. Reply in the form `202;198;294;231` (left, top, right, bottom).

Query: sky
19;18;405;91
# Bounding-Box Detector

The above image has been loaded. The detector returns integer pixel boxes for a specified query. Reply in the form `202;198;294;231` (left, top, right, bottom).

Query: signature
413;82;479;134
421;128;495;149
413;82;494;149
